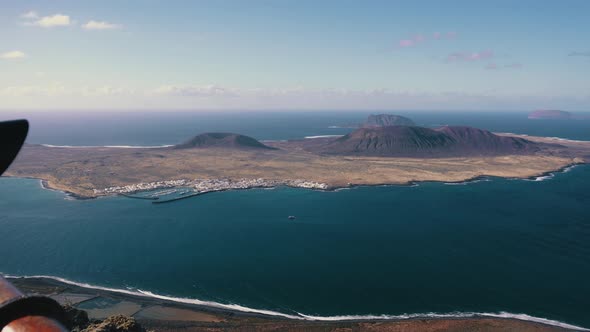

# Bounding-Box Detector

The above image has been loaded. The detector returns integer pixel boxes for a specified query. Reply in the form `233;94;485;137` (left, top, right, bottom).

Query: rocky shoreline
15;161;586;202
40;179;96;200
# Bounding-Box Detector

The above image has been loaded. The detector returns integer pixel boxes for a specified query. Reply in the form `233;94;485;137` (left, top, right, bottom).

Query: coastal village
94;178;330;198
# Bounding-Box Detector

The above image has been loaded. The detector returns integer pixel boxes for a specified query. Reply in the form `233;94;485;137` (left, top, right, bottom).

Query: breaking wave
521;164;580;182
523;174;555;182
444;178;491;186
562;164;579;173
546;137;588;143
3;274;588;331
41;144;173;149
304;135;344;139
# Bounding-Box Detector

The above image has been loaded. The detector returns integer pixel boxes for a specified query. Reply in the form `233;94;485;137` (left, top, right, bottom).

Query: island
6;115;590;199
330;113;416;128
363;114;416;127
528;110;573;119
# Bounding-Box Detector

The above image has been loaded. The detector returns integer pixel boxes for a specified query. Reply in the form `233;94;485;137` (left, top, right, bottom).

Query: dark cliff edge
174;132;276;150
315;125;543;157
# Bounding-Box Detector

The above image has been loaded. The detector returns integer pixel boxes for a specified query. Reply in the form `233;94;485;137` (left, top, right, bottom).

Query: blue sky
1;0;589;111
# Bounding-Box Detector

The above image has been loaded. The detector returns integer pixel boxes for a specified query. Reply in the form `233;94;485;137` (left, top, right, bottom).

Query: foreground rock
62;304;148;332
63;305;90;331
81;315;147;332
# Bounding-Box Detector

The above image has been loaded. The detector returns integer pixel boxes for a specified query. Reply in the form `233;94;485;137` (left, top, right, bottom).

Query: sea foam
304;135;344;139
444;178;491;186
546;137;588;143
525;174;555;182
3;274;588;331
41;144;173;149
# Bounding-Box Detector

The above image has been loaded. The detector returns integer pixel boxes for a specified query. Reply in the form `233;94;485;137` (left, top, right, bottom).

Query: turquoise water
1;112;590;327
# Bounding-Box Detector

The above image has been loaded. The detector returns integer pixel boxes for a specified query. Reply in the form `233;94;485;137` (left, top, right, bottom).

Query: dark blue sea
1;111;589;329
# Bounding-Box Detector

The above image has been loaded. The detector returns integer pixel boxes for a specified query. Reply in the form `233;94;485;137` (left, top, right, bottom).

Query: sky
1;0;589;111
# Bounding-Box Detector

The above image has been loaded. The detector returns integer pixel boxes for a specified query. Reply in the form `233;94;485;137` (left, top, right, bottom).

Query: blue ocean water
1;111;590;328
2;110;590;145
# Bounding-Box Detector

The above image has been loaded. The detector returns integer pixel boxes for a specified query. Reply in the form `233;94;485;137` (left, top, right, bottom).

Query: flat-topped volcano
174;132;275;150
363;114;416;127
528;110;573;119
318;125;541;157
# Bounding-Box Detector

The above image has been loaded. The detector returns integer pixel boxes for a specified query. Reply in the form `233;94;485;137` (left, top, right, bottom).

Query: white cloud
146;85;590;111
0;84;68;97
81;86;135;96
20;12;123;31
21;11;39;19
154;85;236;97
82;20;122;30
446;50;494;62
25;14;71;28
1;50;27;59
152;85;441;101
0;84;134;97
2;84;588;111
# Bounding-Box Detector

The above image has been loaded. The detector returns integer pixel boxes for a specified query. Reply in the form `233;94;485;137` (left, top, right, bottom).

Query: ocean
1;111;589;328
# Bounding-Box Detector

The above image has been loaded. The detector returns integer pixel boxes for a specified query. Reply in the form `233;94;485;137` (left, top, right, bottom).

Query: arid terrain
5;130;590;198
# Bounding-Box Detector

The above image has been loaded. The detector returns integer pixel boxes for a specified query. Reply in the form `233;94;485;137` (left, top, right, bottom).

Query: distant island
528;110;573;119
330;113;416;128
6;114;590;199
363;114;416;127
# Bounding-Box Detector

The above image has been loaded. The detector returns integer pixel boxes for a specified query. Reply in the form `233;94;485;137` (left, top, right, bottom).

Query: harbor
96;178;330;203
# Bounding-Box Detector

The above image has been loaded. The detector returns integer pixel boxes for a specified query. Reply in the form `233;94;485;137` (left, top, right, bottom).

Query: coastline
10;161;586;201
344;162;584;189
39;179;96;200
7;131;589;200
2;176;95;200
5;275;587;331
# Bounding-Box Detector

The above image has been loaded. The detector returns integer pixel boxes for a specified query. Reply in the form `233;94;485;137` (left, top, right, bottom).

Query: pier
151;192;205;204
119;193;159;200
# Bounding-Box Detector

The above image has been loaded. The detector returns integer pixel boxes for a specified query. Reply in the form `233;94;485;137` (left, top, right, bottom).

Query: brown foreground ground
8;277;579;332
5;134;590;198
